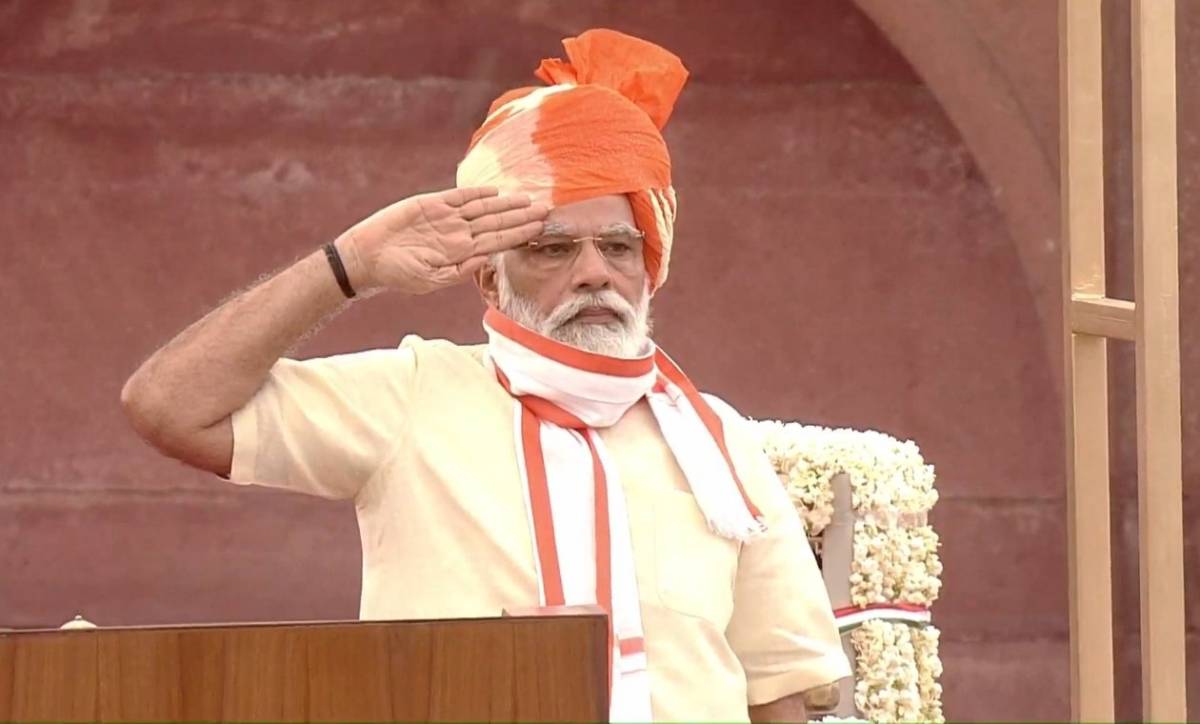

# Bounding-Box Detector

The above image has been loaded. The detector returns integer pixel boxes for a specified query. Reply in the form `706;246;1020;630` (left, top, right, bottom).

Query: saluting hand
335;187;548;296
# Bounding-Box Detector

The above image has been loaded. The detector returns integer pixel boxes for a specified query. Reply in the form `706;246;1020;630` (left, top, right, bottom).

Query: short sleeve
229;347;416;500
704;395;852;704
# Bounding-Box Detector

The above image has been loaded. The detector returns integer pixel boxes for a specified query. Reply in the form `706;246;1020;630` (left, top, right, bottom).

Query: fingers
430;254;490;289
440;186;499;208
453;255;491;281
468;203;548;236
470;219;546;257
459;193;534;221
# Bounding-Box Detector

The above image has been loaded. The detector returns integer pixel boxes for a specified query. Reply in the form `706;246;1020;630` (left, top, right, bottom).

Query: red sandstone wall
1;1;1195;720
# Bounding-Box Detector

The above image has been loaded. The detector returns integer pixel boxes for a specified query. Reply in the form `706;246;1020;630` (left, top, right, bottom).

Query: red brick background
1;1;1196;719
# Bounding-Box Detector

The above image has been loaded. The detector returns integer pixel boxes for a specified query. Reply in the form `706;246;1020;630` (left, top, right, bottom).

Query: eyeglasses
520;230;646;272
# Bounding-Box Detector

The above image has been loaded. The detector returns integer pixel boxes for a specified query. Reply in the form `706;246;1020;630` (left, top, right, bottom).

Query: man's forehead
541;220;639;235
541;194;636;232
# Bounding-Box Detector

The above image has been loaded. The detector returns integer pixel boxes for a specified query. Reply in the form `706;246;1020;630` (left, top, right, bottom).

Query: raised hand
335;187;548;296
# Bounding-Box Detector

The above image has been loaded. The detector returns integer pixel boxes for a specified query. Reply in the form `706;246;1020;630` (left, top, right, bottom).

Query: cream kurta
230;336;849;721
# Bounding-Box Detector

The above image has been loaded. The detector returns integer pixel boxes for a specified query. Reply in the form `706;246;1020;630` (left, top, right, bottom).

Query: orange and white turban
456;28;688;291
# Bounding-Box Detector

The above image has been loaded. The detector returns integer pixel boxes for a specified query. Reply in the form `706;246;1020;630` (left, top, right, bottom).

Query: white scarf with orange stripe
483;308;766;721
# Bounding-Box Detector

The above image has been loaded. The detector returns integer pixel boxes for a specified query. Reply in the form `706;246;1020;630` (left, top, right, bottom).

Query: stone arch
852;0;1063;377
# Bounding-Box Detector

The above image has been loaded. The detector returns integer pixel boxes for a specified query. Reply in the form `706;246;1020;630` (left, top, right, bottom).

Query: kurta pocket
653;488;740;626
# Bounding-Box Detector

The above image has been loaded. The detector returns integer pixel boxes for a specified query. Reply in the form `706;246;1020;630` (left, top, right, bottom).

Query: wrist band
323;242;357;299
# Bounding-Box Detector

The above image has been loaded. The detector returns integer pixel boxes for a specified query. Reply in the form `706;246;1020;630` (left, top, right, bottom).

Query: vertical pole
1131;1;1187;720
1059;1;1115;720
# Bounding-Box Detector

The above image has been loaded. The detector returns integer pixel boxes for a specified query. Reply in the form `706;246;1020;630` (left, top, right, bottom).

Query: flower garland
753;420;945;723
757;420;837;535
755;422;938;537
850;520;942;608
844;620;945;722
913;626;944;723
851;620;922;722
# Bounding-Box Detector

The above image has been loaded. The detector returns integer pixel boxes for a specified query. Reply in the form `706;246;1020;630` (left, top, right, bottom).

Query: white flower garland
757;420;838;535
850;521;942;608
851;620;922;722
754;420;945;722
913;625;944;723
755;422;938;537
848;622;945;723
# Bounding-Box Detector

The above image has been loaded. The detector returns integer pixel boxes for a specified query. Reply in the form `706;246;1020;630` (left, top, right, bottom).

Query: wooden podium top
0;610;609;722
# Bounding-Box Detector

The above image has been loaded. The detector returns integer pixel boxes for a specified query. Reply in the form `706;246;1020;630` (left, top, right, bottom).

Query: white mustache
545;291;636;330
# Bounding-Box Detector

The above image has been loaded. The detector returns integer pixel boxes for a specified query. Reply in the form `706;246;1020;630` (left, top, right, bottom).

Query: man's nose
570;239;613;291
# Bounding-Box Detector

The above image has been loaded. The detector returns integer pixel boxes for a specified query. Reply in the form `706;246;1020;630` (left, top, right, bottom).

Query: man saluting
122;28;849;722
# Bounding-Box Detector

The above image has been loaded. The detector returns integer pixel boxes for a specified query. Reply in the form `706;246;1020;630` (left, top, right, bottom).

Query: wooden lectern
0;610;609;721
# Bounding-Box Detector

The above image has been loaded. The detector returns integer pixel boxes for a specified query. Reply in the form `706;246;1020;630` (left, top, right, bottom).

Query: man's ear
475;258;501;309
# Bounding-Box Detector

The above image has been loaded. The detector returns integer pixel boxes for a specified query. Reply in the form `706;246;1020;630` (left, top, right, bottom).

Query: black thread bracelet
323;242;357;299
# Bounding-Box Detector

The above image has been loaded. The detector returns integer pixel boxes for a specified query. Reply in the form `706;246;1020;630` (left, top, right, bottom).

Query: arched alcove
852;0;1062;377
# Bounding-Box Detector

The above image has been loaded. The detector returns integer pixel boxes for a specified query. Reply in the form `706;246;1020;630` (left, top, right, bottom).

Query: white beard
496;260;652;358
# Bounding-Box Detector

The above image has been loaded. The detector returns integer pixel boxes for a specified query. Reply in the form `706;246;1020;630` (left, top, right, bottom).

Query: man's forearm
121;188;545;474
121;242;356;456
750;682;841;723
749;692;808;723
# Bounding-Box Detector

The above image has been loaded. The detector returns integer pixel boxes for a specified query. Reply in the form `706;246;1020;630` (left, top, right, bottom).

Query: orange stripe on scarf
654;351;764;521
520;404;565;605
